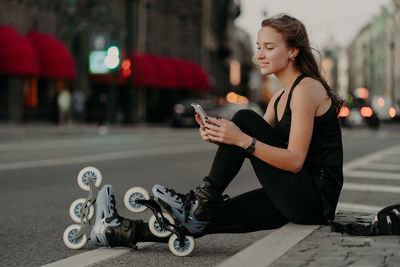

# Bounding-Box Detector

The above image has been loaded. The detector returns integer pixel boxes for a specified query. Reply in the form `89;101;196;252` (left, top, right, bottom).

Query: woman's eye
267;47;273;50
256;47;261;50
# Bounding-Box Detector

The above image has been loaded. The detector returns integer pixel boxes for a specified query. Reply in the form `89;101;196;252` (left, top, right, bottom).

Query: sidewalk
270;210;400;266
217;209;400;267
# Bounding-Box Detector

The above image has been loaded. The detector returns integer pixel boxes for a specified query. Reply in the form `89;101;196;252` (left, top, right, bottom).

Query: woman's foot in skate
152;177;225;235
90;184;143;247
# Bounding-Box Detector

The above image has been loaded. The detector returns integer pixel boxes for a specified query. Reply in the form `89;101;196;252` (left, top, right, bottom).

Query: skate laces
165;187;196;223
105;195;123;224
165;188;187;202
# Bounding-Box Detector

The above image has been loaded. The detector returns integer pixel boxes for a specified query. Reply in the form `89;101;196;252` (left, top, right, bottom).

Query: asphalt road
0;122;399;266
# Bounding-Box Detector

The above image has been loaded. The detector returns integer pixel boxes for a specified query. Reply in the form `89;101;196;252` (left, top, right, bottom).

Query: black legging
204;109;326;235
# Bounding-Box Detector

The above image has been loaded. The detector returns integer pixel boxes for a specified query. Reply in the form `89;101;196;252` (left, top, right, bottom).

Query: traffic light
104;46;120;70
121;59;132;77
89;45;120;74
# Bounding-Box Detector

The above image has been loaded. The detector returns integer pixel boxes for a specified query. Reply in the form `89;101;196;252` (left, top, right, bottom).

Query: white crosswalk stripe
343;183;400;193
341;144;400;197
354;162;400;172
344;170;400;180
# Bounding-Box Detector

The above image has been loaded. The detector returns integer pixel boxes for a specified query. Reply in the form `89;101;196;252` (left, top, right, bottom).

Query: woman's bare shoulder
296;77;327;100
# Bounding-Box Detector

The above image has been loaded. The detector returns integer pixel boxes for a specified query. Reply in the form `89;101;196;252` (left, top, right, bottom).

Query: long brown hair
261;14;343;113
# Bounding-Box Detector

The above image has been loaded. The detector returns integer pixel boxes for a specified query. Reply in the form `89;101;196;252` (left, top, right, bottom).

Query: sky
235;0;390;51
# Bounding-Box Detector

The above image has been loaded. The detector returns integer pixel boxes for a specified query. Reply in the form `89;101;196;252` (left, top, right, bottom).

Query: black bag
330;204;400;235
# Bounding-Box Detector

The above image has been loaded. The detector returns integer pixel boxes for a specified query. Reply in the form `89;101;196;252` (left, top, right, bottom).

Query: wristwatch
245;137;257;154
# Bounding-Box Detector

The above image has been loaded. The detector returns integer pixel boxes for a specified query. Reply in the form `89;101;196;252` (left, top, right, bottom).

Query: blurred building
0;0;253;124
347;0;400;119
321;45;339;90
387;0;400;116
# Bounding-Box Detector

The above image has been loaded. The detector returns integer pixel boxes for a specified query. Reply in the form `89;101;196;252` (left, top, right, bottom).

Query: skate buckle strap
392;209;400;218
105;195;123;224
184;190;195;223
165;187;186;201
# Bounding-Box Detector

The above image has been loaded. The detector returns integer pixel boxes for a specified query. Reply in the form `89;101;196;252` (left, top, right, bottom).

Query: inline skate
63;167;141;250
123;178;224;256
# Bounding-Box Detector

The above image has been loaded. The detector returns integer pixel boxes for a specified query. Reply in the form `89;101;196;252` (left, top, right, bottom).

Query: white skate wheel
77;167;102;191
63;224;88;249
69;198;95;224
168;234;195;257
124;187;150;213
149;212;175;238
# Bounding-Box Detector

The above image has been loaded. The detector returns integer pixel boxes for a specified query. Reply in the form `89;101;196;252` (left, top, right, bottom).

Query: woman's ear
290;48;299;58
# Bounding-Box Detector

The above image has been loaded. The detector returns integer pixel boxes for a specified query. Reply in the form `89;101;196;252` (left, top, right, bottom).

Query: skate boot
152;177;224;235
90;184;143;248
64;168;145;250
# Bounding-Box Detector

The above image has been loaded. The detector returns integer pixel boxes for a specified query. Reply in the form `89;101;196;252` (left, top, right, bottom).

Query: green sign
89;50;109;74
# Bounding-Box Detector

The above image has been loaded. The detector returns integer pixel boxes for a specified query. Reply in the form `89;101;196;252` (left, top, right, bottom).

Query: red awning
27;31;77;79
0;26;39;76
91;52;211;92
132;53;211;91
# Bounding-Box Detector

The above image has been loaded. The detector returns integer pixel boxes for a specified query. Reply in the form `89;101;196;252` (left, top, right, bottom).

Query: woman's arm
252;83;316;172
204;81;320;173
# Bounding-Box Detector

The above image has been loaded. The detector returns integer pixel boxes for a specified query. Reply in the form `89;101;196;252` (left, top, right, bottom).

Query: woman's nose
256;50;264;60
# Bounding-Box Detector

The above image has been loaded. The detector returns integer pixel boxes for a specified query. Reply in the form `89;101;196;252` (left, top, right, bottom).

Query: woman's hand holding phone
195;113;220;146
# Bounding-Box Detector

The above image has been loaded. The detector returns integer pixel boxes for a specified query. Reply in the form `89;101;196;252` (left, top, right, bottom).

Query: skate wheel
63;224;88;249
77;167;102;191
69;198;95;224
124;187;150;213
168;234;195;257
149;212;175;238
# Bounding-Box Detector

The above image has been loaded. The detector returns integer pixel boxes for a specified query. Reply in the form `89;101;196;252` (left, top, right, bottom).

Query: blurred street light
356;87;369;99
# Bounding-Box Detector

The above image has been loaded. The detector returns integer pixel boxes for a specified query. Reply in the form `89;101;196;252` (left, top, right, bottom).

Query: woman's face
256;26;294;76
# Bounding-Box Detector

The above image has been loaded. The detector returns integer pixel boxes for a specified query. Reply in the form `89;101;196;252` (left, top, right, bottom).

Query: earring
289;57;295;62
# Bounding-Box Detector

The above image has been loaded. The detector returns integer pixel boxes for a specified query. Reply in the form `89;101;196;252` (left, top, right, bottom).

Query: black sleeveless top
274;74;343;220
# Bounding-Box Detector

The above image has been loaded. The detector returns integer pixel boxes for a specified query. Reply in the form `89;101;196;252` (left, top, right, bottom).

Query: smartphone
191;103;208;124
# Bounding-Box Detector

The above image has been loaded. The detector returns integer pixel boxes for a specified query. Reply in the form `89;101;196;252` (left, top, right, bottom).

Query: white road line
337;202;382;213
42;244;153;267
354;162;400;172
343;182;400;193
0;138;110;152
0;143;214;172
0;132;194;152
372;158;400;164
343;144;400;171
217;223;318;267
344;170;400;180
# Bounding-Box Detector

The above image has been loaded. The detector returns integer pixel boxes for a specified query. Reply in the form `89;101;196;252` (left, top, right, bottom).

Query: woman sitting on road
100;14;344;247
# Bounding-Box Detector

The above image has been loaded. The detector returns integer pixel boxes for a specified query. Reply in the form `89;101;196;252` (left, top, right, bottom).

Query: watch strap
245;137;257;153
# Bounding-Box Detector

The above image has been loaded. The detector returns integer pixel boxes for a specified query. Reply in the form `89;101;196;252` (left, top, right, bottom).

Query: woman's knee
231;109;261;127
